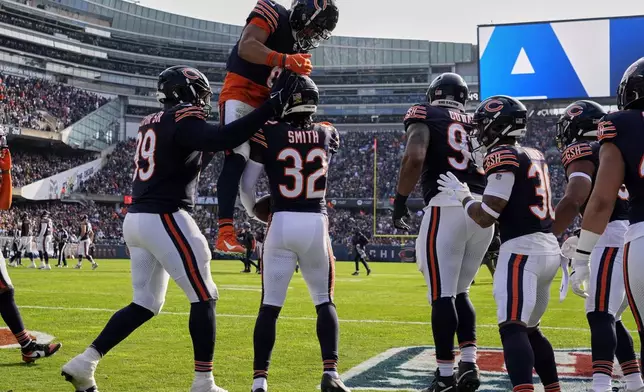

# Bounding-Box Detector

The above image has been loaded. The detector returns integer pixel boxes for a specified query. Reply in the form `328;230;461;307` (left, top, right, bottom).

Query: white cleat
28;263;37;269
44;265;52;270
91;263;99;270
190;375;228;392
61;353;99;392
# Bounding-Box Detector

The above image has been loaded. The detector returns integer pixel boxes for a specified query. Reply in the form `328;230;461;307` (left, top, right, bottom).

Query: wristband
1;169;10;174
266;51;285;67
394;193;408;206
461;195;474;208
481;203;500;219
464;199;477;213
574;229;601;259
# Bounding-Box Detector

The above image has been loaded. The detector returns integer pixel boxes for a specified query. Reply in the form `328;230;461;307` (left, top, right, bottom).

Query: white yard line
17;305;592;332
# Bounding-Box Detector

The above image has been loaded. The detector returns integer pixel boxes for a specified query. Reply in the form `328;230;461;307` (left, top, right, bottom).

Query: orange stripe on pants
598;247;615;312
162;214;209;301
427;207;440;302
510;254;522;321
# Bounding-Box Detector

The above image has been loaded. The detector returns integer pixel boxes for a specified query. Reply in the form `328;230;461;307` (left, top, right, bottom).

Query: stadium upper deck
0;0;479;122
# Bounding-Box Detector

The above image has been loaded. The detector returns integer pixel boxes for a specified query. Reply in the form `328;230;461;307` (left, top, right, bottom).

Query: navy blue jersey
249;121;339;214
403;103;486;204
222;0;297;106
598;110;644;224
20;220;31;236
561;141;630;222
352;232;368;247
484;145;554;243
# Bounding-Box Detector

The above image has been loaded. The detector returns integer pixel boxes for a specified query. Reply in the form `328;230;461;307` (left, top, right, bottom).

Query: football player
553;101;643;392
351;230;371;276
17;212;36;268
61;66;298;392
75;214;98;270
55;223;70;268
393;73;493;392
239;222;259;273
239;76;347;392
0;147;62;362
438;96;562;392
214;0;339;257
573;58;644;392
36;210;53;270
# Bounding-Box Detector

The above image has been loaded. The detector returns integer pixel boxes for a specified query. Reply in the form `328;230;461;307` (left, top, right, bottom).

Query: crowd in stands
0;201;124;244
78;138;136;195
11;146;97;187
0;73;108;131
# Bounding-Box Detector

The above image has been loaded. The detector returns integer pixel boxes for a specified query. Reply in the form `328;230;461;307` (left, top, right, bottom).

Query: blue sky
137;0;644;43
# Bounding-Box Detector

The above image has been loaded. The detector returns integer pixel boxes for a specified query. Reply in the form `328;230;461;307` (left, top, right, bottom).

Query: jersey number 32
278;148;328;199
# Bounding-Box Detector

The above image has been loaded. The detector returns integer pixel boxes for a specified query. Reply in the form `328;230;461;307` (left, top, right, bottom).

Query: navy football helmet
555;100;606;151
281;75;319;125
617;57;644;110
157;66;212;114
290;0;339;51
426;73;469;111
473;96;527;149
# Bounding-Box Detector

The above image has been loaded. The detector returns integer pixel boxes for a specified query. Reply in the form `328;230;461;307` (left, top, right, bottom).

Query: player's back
21;220;30;237
222;0;296;106
484;145;555;244
40;219;52;236
598;110;644;225
403;103;485;205
255;121;336;214
561;141;629;222
129;105;206;214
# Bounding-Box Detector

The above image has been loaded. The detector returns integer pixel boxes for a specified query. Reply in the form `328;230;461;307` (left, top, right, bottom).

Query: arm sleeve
403;104;429;132
174;103;274;152
483;147;520;176
561;142;594;170
247;0;279;34
240;159;265;216
484;172;516;201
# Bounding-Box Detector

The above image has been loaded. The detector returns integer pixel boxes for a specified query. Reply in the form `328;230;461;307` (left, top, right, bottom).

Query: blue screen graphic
479;16;644;100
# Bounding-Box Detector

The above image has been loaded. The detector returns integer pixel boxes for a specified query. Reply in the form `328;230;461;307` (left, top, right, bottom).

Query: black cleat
321;373;351;392
421;369;456;392
367;269;372;276
21;341;62;363
250;389;265;392
351;271;359;276
456;362;480;392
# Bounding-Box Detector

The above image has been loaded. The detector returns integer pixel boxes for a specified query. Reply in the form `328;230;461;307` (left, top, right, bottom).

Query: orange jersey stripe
219;72;268;109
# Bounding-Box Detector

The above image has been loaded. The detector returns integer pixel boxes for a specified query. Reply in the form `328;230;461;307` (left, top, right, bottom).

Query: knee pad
133;291;165;316
315;302;336;313
233;141;250;161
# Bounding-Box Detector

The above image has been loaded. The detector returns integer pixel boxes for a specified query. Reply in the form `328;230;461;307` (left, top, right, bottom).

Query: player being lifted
438;96;562;392
553;101;643;392
0;140;62;363
61;65;299;392
393;73;493;392
239;76;347;392
75;214;98;270
214;0;339;257
573;58;644;392
36;210;53;270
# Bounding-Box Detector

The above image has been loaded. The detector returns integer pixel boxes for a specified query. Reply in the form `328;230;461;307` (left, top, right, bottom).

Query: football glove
560;235;578;259
268;70;299;116
0;149;12;172
284;53;313;75
437;172;472;203
393;193;411;232
570;254;590;299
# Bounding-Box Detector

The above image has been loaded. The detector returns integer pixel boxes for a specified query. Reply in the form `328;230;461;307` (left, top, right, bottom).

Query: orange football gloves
266;51;313;75
0;149;11;172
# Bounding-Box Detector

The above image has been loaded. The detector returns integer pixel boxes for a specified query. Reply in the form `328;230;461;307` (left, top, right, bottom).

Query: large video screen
478;16;644;100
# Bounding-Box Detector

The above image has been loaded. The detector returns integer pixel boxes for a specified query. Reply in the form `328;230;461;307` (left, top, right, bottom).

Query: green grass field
0;260;636;392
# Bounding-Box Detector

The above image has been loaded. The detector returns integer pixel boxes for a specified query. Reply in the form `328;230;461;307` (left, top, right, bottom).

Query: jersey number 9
133;129;157;182
447;123;484;174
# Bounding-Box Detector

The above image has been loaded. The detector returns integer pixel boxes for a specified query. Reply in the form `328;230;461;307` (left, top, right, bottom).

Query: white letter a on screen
511;48;535;75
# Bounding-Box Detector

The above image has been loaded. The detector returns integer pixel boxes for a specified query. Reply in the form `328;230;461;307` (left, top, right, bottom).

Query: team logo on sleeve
343;346;597;391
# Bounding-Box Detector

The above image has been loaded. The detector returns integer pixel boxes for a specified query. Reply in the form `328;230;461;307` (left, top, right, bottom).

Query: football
253;194;272;223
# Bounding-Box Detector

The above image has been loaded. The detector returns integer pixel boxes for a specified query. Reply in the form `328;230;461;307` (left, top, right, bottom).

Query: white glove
570;255;590;299
560;236;578;259
437;172;472;203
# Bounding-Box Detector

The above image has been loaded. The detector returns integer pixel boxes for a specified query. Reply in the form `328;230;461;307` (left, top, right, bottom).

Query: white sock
252;377;267;391
438;361;454;377
324;370;339;379
592;373;612;392
460;346;477;363
625;373;644;390
83;347;102;362
194;371;213;380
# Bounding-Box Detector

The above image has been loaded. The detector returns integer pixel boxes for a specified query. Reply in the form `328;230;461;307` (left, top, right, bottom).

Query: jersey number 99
133;129;156;182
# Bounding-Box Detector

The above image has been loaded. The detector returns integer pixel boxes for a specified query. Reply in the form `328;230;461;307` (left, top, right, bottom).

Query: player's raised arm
165;68;298;152
0;148;13;211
